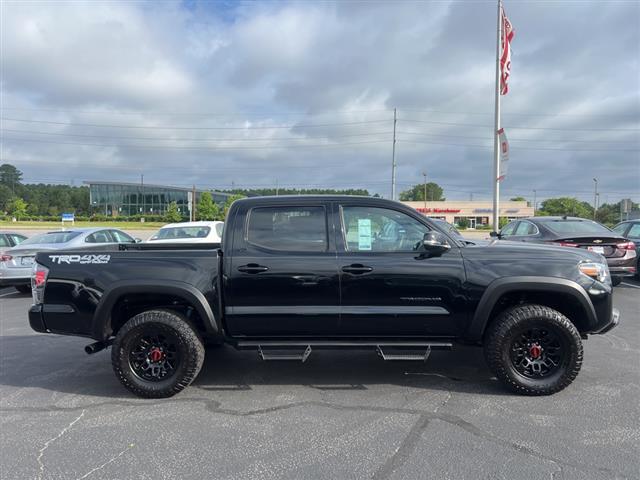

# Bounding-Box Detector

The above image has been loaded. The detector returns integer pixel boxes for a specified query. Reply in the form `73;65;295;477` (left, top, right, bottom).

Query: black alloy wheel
484;304;583;395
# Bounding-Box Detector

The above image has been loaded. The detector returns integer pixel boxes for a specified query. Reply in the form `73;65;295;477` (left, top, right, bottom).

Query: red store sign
416;208;461;213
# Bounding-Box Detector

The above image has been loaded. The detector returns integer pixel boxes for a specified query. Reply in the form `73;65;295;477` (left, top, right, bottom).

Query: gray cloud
1;0;638;204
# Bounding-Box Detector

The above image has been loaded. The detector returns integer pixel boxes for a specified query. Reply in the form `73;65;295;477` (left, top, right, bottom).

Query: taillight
31;263;49;304
550;242;579;248
618;241;636;251
0;254;12;262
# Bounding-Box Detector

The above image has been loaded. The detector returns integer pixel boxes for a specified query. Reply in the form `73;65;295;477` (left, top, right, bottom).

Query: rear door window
500;222;518;237
515;221;538;236
9;234;27;245
86;230;114;243
0;235;9;247
627;224;640;238
110;230;135;243
247;206;327;252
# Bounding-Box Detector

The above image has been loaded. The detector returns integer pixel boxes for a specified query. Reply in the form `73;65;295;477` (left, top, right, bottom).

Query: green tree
510;196;527;202
0;184;13;212
538;197;593;218
399;182;445;201
164;201;182;222
197;192;220;220
8;197;28;220
223;194;246;218
0;164;22;191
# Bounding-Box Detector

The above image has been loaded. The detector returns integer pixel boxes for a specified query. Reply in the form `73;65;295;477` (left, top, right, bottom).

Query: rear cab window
246;206;327;252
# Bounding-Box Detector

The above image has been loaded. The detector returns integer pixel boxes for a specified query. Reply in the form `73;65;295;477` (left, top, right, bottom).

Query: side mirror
135;238;143;243
489;231;500;238
421;232;451;256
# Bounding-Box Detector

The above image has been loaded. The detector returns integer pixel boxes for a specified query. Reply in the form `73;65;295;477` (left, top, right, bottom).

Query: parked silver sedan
0;228;137;293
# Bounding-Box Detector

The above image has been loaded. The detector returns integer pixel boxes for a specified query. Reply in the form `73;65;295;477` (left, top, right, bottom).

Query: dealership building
85;181;233;217
402;200;534;228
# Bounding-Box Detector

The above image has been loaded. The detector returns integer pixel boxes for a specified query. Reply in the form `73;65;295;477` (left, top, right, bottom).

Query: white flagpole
492;0;503;232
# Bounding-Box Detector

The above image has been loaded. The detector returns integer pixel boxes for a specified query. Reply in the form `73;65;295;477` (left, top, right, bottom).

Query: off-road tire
484;304;583;396
14;284;31;294
611;277;622;286
111;310;205;398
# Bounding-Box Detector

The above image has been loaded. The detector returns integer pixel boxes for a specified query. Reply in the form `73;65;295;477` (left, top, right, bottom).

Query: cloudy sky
1;0;639;204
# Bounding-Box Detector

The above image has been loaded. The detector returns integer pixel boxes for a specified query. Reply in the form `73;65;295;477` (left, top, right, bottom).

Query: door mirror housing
134;238;143;243
489;231;500;239
421;232;451;256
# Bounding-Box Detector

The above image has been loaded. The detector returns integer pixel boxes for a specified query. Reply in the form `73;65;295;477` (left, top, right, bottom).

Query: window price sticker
358;218;372;251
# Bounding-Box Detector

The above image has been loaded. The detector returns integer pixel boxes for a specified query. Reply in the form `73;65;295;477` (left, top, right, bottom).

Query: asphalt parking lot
0;281;638;480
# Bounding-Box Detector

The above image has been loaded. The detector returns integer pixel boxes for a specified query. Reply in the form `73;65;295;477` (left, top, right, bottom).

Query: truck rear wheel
111;310;205;398
484;304;583;396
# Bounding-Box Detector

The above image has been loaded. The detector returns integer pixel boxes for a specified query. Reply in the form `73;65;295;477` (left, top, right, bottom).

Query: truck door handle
237;264;269;274
341;264;373;275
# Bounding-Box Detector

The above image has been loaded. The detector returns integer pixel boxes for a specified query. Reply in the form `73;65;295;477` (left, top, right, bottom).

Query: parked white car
147;221;224;244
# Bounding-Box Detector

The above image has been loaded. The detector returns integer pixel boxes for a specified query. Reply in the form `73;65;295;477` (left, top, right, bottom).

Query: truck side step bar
258;345;312;362
376;346;433;361
238;340;453;363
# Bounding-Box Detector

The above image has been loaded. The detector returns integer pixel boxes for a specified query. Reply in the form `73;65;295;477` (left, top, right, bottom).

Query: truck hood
467;239;604;263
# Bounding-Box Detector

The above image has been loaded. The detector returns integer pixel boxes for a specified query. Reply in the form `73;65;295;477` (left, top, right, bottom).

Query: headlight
579;262;609;284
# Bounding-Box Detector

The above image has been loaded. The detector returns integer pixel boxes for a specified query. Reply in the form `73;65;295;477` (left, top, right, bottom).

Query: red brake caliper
529;344;542;359
149;347;163;363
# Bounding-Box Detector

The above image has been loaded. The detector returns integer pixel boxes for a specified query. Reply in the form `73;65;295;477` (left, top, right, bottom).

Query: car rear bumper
606;252;637;277
0;265;32;285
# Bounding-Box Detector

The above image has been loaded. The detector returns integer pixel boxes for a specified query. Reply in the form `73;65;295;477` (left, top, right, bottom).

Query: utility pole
275;179;279;196
422;172;427;211
533;189;537;216
192;184;197;221
491;0;503;233
141;173;144;216
592;178;598;220
391;107;397;200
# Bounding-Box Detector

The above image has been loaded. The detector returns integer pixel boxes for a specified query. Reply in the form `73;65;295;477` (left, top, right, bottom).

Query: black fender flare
92;279;218;340
465;276;597;342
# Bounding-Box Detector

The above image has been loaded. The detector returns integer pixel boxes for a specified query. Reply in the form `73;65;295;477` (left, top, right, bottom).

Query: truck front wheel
111;310;205;398
484;304;583;395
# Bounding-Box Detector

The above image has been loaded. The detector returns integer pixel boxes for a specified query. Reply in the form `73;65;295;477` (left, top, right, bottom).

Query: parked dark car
29;196;619;399
496;217;637;285
612;220;640;278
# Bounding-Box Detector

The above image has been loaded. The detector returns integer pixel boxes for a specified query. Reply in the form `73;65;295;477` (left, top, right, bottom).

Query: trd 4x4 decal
49;254;111;265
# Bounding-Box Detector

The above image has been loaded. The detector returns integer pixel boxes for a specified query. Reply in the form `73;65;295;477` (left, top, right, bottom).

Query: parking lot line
621;282;640;289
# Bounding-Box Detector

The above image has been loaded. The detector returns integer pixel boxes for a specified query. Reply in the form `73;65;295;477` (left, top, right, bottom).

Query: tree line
1;163;635;226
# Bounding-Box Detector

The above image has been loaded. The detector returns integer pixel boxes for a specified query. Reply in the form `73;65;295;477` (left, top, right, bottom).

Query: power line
398;131;639;145
0;106;393;117
2;136;389;151
399;139;639;152
399;118;640;132
396;107;640;118
0;117;390;130
0;128;393;142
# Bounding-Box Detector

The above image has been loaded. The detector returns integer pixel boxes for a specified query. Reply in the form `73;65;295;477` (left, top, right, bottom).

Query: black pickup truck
28;196;619;398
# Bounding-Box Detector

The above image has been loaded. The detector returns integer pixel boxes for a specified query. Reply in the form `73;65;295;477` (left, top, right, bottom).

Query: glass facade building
85;181;232;217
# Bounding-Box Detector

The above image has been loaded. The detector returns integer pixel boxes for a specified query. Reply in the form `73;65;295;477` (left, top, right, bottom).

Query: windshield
150;226;211;240
20;231;82;245
544;220;612;236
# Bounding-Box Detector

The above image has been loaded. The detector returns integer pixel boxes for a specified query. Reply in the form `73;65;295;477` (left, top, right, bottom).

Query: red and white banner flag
500;6;515;95
497;128;509;181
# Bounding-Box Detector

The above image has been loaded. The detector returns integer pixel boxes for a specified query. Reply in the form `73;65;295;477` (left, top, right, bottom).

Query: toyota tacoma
28;196;620;398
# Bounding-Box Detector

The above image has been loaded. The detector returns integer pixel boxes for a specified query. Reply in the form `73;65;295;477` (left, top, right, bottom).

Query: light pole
422;172;427;211
592;178;598;220
533;189;537;216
